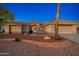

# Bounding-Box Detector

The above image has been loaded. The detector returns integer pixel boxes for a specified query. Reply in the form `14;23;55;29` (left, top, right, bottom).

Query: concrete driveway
60;34;79;43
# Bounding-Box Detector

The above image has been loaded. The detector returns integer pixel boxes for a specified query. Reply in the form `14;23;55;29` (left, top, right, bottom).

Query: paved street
60;34;79;43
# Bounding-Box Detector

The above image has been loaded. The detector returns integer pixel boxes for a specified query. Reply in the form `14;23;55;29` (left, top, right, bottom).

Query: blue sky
0;3;79;22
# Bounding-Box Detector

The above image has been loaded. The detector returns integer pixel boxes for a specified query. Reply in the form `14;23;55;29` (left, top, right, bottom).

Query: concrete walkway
60;34;79;43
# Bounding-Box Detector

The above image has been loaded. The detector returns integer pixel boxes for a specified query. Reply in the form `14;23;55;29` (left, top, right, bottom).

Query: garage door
11;25;21;33
58;26;74;34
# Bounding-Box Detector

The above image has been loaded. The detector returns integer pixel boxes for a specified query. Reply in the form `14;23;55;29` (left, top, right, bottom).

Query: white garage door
58;26;74;34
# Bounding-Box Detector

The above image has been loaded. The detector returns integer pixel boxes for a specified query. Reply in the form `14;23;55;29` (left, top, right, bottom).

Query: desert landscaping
0;34;79;56
0;3;79;56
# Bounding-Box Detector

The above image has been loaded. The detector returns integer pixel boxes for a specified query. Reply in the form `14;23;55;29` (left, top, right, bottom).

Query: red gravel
0;34;79;56
0;33;65;42
0;40;79;56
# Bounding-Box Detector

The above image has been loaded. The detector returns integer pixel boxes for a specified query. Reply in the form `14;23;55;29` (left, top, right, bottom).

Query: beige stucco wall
4;25;9;33
73;25;77;33
45;25;54;34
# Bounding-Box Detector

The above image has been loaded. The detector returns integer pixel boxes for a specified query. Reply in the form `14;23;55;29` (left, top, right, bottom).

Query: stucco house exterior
4;22;32;34
3;20;79;34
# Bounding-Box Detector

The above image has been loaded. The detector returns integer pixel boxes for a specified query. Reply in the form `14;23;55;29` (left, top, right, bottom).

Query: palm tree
55;3;60;40
0;7;15;32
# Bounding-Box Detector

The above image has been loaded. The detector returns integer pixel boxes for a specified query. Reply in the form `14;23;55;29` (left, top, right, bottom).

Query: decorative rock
43;36;51;40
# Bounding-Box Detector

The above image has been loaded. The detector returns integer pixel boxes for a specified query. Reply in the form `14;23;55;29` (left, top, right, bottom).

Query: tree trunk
0;22;2;32
9;25;11;34
0;23;1;32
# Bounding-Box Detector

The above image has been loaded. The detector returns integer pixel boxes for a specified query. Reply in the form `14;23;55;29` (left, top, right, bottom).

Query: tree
0;7;15;32
55;3;60;40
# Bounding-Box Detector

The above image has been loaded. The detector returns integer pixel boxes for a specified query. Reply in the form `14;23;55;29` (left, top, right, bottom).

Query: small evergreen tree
0;7;15;32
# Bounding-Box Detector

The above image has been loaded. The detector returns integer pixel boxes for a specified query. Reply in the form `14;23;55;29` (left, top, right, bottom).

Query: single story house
3;20;79;34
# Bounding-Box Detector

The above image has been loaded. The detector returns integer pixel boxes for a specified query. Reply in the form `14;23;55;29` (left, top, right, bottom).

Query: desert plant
15;38;21;42
0;7;15;32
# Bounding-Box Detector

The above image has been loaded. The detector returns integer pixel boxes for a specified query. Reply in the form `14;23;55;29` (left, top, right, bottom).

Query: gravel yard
0;34;79;56
0;40;79;56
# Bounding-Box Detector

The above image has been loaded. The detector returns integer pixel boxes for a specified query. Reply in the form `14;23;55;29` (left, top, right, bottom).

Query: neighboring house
3;20;79;34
